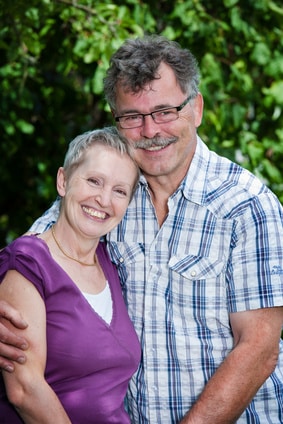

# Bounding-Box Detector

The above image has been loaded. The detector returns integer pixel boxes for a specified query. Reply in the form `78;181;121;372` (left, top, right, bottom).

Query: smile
82;206;106;219
146;145;166;151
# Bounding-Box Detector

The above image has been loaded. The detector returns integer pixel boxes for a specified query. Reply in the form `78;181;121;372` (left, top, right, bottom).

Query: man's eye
125;115;141;122
156;109;175;117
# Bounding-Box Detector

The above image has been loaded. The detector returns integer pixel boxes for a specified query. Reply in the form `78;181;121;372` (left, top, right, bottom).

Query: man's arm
180;306;283;424
0;300;29;372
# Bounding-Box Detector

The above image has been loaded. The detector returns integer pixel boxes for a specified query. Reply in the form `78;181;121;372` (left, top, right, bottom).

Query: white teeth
82;206;106;219
147;145;164;151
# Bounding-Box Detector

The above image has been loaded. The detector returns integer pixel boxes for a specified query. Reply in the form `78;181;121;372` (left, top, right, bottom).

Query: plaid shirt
31;137;283;423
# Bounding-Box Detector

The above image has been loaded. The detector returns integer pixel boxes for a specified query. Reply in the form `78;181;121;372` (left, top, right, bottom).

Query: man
0;35;282;423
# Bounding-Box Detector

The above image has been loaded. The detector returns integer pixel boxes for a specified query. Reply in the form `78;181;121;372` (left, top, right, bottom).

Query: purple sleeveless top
0;235;141;423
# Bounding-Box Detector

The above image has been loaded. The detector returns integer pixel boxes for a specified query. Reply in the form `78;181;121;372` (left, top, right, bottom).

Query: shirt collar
138;136;210;205
181;136;210;205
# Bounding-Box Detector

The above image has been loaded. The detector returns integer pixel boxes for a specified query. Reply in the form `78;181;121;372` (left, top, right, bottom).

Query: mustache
133;136;178;149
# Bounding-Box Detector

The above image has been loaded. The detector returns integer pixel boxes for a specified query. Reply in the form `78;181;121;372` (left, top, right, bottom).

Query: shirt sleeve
29;197;61;233
227;191;283;312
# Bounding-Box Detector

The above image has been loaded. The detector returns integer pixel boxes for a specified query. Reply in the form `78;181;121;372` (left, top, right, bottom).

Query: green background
1;0;283;246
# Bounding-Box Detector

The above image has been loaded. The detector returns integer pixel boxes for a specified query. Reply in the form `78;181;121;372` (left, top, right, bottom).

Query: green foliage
1;0;283;246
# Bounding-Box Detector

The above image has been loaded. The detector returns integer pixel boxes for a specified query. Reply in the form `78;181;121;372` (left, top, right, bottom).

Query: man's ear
56;167;67;197
193;93;204;128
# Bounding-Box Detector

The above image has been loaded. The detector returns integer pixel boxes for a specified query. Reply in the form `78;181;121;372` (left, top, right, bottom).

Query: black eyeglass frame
114;94;195;129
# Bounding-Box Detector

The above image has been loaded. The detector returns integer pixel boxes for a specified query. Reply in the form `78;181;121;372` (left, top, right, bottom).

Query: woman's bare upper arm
0;269;47;370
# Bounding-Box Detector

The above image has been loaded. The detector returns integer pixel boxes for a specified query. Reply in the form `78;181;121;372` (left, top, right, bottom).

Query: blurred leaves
0;0;283;245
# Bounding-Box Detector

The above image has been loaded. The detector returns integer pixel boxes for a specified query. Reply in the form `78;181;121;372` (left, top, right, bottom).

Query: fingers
0;323;28;349
0;324;28;371
0;300;28;329
0;346;26;373
0;327;28;372
0;300;29;372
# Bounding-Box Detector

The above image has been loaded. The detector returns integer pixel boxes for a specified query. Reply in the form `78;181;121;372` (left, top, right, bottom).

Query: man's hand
180;306;283;423
0;300;28;372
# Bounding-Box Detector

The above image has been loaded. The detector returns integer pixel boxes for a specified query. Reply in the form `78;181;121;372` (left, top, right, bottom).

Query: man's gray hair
104;34;200;111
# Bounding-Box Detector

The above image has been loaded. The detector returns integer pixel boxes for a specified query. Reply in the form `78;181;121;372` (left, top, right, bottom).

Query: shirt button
191;270;196;277
119;257;124;263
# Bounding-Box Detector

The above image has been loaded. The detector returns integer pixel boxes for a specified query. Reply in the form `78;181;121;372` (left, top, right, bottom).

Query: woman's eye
115;188;127;197
87;178;100;186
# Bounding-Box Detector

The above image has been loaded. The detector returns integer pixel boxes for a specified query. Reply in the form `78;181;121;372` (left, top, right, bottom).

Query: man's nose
140;114;160;138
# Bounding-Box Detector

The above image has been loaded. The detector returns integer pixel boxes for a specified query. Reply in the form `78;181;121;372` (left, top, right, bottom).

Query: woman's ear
57;167;67;197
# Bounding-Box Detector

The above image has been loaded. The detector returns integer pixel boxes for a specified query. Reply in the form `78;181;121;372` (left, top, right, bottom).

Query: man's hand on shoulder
0;300;28;372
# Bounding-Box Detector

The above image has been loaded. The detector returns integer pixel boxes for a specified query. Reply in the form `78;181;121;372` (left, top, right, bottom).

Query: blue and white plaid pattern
31;137;283;423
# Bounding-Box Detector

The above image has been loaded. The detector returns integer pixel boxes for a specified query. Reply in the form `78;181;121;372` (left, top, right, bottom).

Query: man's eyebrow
119;103;175;115
153;103;174;110
118;108;140;115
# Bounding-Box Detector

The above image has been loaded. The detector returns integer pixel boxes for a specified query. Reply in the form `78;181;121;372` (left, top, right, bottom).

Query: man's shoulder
194;139;278;216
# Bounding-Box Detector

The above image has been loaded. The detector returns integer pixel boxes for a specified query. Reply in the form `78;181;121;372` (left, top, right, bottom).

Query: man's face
114;62;203;186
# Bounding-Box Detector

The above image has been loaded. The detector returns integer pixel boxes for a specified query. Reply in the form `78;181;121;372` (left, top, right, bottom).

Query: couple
0;35;283;423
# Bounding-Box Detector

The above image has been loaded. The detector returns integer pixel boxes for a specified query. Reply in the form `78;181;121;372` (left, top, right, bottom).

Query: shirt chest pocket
168;253;229;327
108;241;145;265
169;253;231;340
169;254;226;281
107;241;145;287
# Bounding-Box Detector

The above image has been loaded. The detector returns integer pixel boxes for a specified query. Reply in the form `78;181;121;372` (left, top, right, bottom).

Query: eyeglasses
114;94;195;129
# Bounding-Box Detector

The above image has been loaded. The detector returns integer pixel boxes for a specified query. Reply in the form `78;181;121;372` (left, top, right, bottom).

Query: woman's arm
0;270;71;424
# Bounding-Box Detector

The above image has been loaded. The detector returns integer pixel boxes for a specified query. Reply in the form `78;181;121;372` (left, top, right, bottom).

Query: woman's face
57;144;138;239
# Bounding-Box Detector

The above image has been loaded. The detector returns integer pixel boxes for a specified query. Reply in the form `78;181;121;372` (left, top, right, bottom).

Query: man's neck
146;176;179;226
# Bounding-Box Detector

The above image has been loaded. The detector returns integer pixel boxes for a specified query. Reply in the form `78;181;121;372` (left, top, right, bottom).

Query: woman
0;127;141;423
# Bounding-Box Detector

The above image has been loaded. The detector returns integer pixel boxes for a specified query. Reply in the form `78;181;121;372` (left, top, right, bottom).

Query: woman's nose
95;188;112;206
